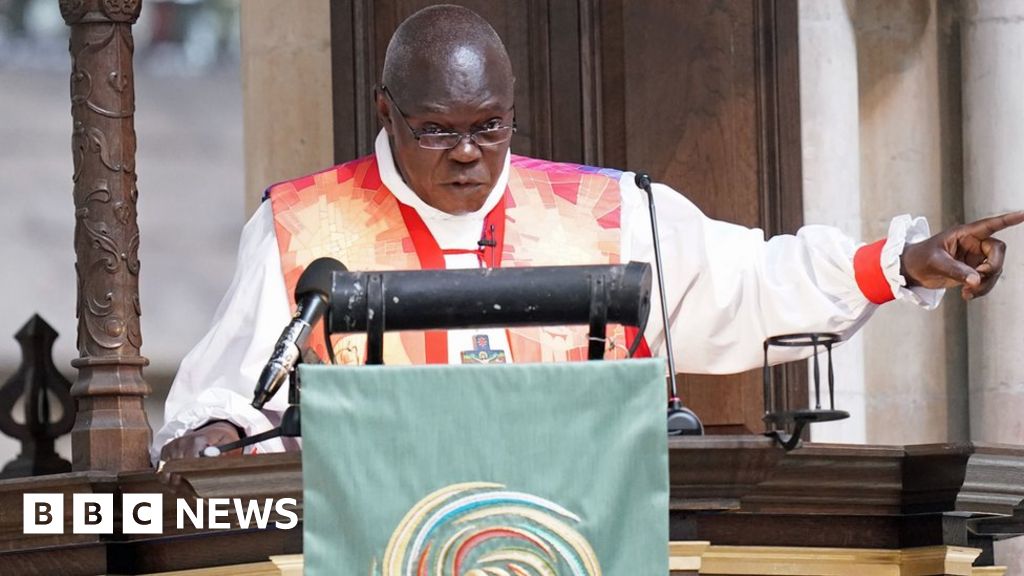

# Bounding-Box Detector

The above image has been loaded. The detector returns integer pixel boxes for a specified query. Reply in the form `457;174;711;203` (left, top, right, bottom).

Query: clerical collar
374;129;510;222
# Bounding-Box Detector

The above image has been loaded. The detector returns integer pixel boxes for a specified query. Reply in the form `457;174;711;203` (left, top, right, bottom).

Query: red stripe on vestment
397;195;509;364
623;326;652;358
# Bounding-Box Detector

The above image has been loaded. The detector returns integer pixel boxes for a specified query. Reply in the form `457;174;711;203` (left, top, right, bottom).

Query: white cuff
884;214;943;310
151;387;287;465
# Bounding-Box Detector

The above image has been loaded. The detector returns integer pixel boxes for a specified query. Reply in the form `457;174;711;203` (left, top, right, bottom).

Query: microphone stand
634;172;704;436
203;365;302;457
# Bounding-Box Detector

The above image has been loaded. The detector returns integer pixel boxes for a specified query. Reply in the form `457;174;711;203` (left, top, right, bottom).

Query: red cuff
854;239;895;305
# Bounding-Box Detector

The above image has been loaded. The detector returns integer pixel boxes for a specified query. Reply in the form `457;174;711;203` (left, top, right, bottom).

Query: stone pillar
241;0;334;217
961;0;1024;568
60;0;152;472
798;0;867;443
855;0;968;445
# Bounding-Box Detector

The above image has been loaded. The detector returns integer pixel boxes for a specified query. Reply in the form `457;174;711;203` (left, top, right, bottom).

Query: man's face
377;79;514;215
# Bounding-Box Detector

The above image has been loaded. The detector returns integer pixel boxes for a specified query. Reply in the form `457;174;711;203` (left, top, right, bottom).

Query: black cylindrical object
327;262;652;333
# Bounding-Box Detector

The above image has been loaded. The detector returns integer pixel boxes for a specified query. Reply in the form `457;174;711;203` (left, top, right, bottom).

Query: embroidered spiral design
372;482;602;576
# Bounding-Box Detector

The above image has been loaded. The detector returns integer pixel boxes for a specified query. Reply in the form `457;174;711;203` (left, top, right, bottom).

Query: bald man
155;5;1023;462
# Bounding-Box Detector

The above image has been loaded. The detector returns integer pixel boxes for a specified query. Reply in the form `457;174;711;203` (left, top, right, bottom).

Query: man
155;5;1022;462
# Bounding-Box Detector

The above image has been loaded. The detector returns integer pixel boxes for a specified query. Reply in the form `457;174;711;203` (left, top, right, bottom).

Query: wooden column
60;0;152;472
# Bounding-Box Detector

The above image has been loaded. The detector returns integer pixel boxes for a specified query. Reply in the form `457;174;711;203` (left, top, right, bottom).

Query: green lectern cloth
300;359;668;576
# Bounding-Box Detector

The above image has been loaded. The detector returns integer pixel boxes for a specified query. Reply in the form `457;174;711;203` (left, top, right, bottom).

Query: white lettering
207;498;231;529
275;498;298;530
233;499;274;529
176;498;204;530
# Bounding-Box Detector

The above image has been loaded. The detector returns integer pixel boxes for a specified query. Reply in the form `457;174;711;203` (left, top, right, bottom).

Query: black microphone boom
252;257;347;409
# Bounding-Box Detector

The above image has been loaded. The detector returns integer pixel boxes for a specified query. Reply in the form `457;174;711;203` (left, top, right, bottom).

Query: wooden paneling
616;1;762;224
329;0;376;160
332;0;565;161
329;0;807;434
602;0;807;434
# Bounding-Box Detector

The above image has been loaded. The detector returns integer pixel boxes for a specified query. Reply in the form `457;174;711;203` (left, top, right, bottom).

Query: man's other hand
901;211;1024;300
159;420;242;461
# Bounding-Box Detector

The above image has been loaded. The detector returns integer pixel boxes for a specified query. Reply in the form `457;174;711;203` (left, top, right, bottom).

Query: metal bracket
365;273;385;365
587;273;609;360
763;333;849;451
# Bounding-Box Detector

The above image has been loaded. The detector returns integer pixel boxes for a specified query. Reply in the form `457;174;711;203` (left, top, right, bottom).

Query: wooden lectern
1;439;1021;575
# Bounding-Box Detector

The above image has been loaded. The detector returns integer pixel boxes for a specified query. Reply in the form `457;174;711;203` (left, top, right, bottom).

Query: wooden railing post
0;315;75;478
60;0;152;472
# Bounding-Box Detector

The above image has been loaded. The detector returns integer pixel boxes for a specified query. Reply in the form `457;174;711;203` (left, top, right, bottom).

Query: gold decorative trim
701;546;900;576
972;567;1008;576
137;546;1008;576
138;554;304;576
269;554;304;576
698;545;984;576
901;546;982;576
142;561;282;576
670;541;710;571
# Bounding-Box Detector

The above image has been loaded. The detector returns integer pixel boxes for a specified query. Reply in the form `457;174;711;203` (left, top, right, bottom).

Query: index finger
961;211;1024;238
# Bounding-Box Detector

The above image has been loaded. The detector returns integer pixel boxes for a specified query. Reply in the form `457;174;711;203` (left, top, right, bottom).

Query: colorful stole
267;154;647;364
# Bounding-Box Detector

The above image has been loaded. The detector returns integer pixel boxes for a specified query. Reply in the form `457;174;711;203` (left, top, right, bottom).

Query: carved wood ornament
61;0;152;472
0;315;75;478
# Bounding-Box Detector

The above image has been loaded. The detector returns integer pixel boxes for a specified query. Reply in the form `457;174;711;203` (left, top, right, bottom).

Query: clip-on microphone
634;172;704;436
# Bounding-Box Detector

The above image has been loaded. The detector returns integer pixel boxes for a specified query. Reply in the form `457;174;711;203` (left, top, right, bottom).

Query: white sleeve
151;201;292;463
619;175;943;374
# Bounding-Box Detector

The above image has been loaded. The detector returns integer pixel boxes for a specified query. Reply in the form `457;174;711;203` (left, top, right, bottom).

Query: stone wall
800;0;1024;568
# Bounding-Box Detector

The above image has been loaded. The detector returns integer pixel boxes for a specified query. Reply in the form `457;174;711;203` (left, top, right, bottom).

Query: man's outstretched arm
622;175;1022;374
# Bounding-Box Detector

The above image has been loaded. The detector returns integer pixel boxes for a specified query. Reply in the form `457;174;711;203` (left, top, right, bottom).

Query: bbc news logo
23;494;298;535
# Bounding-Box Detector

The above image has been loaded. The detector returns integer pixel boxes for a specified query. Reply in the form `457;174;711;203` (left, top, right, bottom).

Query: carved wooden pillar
60;0;152;472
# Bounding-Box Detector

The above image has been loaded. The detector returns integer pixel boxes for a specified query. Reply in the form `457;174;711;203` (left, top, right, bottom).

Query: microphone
252;257;346;409
477;224;497;248
634;172;704;436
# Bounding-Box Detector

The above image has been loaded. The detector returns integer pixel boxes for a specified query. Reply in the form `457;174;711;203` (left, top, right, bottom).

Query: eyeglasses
382;86;516;151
